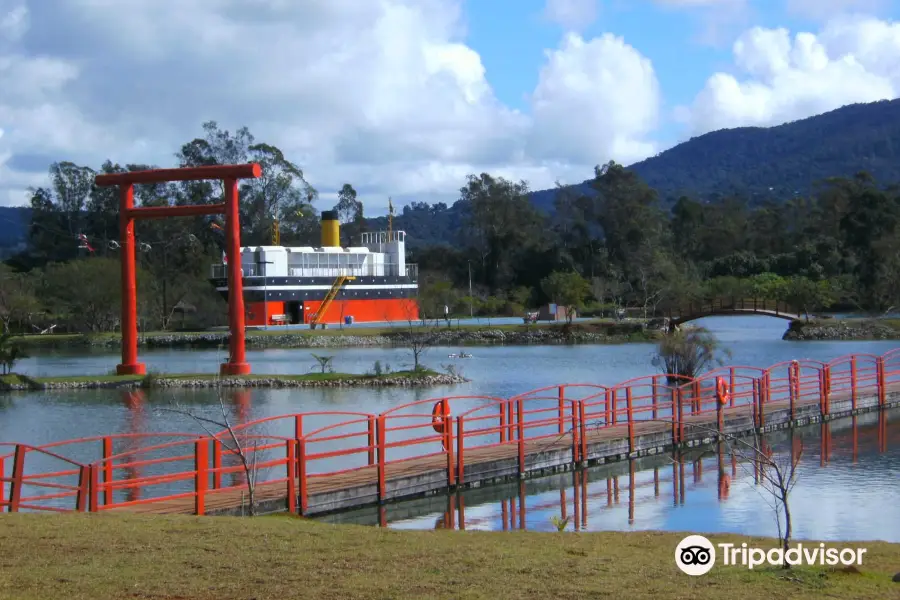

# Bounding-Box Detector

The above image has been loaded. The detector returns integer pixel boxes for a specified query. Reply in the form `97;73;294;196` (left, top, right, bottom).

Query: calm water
2;315;900;540
367;409;900;542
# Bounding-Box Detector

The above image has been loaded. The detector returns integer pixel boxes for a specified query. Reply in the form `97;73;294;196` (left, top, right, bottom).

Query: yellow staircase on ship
309;275;356;329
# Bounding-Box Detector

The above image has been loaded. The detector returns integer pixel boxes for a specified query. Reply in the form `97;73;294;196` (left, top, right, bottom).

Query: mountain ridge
4;98;900;250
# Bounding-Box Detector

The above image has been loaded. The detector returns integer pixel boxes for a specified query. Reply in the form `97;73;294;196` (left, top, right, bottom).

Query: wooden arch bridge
664;297;803;329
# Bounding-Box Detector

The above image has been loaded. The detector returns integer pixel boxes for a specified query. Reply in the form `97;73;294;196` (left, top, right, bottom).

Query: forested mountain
0;207;29;247
629;99;900;204
529;98;900;211
352;98;900;245
4;98;899;250
5;102;900;334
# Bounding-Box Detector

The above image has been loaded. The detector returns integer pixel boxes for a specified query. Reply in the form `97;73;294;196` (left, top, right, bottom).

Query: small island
0;369;468;392
782;318;900;341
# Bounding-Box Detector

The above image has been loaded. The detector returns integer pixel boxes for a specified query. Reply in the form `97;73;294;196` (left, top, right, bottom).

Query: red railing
2;350;899;515
437;411;894;531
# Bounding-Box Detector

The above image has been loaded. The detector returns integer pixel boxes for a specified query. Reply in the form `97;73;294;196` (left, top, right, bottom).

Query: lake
2;314;899;540
340;408;900;542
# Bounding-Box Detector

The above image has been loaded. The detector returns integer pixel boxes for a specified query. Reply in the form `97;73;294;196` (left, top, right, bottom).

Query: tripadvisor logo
675;535;867;576
676;535;716;576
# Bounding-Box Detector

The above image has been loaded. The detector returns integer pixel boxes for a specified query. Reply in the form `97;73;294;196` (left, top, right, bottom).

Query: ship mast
388;197;394;238
271;216;280;246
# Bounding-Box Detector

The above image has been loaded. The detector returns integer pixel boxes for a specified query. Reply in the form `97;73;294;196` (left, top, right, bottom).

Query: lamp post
468;260;474;319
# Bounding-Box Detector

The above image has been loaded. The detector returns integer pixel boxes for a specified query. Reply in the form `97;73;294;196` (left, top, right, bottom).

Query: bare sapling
161;383;262;516
540;404;804;565
403;301;435;372
662;420;803;568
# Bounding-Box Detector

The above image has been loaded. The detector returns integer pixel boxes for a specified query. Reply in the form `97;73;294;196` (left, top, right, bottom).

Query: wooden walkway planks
105;391;853;517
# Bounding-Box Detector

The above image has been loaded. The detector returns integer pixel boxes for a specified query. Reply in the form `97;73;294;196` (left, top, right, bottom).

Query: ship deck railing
209;263;418;280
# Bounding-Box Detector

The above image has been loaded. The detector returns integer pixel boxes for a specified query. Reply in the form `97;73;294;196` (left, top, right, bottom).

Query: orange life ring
432;401;446;434
716;377;730;405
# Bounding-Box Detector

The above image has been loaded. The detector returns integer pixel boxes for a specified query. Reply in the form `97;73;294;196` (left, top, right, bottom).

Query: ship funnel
321;210;340;247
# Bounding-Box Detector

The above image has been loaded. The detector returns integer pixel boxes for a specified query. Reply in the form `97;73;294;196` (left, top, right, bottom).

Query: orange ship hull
244;297;419;327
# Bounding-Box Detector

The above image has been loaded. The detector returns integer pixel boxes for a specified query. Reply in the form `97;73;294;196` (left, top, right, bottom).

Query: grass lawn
0;514;896;600
795;317;900;329
0;373;29;386
144;370;437;381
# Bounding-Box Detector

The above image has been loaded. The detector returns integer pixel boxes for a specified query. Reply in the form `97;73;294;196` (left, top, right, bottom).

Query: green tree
334;184;365;246
0;265;41;333
479;296;505;320
782;276;838;320
246;142;317;245
540;271;592;323
653;326;729;383
41;258;126;332
461;173;545;293
703;276;751;301
0;328;28;375
25;161;97;266
747;272;787;300
417;278;458;325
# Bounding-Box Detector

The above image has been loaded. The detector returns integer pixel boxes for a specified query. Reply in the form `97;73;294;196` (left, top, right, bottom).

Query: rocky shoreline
17;319;899;350
782;319;900;341
18;323;657;350
0;373;468;392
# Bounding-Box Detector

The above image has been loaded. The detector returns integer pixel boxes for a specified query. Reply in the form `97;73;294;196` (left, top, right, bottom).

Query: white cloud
5;1;896;214
542;0;599;31
786;0;889;21
0;2;26;42
0;0;664;210
528;33;660;166
677;16;900;136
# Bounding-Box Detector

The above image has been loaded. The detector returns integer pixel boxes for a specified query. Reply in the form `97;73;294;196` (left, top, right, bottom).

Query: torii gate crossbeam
94;163;261;376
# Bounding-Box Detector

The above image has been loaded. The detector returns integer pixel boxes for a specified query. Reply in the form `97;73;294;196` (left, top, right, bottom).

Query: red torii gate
94;163;261;376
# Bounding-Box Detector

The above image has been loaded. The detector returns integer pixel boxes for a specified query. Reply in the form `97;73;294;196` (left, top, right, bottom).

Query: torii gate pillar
94;163;261;376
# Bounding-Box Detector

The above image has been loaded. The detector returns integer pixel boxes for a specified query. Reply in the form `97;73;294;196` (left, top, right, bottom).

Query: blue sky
2;0;900;209
462;0;896;146
465;0;856;108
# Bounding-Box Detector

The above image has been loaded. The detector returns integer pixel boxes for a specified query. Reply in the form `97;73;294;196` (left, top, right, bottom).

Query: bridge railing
668;297;800;320
0;443;89;513
443;412;898;532
2;350;898;515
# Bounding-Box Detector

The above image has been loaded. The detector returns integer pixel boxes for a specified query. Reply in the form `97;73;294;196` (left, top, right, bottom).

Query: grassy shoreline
7;319;660;350
784;318;900;341
0;369;463;392
0;514;896;600
9;317;900;353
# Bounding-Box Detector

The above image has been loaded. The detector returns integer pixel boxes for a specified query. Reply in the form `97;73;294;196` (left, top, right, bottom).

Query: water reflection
119;390;146;503
90;388;260;507
323;409;900;542
225;389;252;489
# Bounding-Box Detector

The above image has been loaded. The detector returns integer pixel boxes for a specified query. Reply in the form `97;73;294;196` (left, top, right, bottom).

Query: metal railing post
286;440;297;514
7;445;24;513
194;439;209;516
